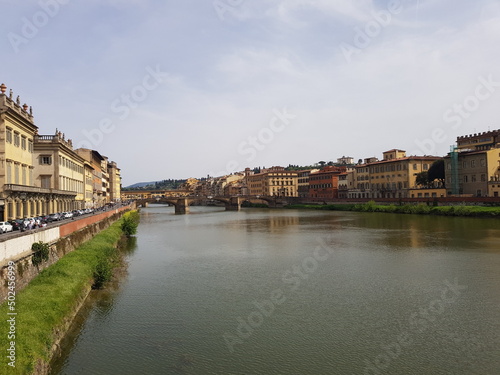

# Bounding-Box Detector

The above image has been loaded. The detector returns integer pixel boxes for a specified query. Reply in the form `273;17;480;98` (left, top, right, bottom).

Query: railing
35;135;57;141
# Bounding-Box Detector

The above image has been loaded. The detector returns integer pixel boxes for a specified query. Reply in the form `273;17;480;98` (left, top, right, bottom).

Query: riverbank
0;214;135;375
285;202;500;217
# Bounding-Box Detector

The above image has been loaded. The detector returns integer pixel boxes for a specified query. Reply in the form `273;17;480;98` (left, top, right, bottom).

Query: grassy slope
0;220;124;374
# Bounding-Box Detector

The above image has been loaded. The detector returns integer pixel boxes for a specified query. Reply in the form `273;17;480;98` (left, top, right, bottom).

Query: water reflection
53;207;500;375
49;235;138;375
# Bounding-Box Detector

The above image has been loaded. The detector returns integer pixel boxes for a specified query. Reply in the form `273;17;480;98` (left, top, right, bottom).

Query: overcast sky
2;0;500;186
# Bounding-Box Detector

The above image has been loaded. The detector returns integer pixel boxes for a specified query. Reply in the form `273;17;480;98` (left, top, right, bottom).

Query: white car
63;212;73;218
0;221;13;233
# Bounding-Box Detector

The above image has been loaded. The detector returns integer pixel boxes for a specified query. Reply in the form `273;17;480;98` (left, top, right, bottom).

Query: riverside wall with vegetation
285;201;500;217
0;207;131;302
0;210;139;375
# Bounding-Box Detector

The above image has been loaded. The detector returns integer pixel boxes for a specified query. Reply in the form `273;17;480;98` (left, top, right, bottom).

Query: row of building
181;129;500;200
0;83;122;221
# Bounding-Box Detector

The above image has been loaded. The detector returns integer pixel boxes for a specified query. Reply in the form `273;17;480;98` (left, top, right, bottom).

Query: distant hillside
124;181;158;189
124;179;186;190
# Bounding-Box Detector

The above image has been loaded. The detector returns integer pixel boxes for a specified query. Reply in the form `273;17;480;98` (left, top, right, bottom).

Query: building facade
246;166;298;197
297;169;319;198
445;130;500;197
369;150;441;199
33;132;85;211
75;148;105;208
309;166;346;199
108;161;122;202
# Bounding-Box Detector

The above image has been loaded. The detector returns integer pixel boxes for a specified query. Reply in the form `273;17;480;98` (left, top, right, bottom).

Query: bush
31;241;50;267
121;210;140;237
92;258;112;289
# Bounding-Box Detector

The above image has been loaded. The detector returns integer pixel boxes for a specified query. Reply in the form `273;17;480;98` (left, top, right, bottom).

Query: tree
318;161;326;167
428;159;445;187
415;171;429;187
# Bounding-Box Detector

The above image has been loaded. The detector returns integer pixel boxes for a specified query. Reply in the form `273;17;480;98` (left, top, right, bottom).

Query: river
50;206;500;374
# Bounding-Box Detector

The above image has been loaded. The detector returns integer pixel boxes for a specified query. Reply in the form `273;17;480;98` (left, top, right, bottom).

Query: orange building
309;166;346;199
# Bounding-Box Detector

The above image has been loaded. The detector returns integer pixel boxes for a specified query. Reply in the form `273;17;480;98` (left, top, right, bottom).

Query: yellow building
346;157;376;198
33;131;85;211
0;85;40;219
369;150;442;199
246;166;298;197
83;161;95;208
75;148;105;207
409;188;447;198
108;161;122;202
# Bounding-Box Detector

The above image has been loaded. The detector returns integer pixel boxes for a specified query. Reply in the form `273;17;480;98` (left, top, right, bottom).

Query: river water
50;206;500;375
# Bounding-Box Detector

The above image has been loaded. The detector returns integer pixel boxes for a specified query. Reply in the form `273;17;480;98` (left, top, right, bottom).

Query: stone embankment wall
0;205;132;302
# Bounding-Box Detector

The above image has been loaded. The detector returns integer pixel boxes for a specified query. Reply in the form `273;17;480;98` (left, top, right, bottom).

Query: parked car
49;213;61;221
63;212;73;219
10;219;24;231
0;221;13;233
41;215;53;223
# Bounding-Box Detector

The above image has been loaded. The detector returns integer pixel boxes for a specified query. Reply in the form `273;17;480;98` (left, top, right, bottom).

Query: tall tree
428;159;445;187
415;171;429;187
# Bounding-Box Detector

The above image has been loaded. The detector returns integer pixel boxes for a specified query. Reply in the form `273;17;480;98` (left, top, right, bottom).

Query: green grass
285;202;500;217
0;219;127;374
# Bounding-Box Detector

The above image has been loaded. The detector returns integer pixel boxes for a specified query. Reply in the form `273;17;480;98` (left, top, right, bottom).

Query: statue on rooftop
16;96;20;105
9;89;13;99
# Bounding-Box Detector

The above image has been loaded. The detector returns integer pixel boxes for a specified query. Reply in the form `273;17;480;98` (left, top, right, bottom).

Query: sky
1;0;500;186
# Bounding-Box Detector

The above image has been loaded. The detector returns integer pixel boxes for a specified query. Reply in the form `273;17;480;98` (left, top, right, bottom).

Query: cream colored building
0;85;40;219
75;148;105;207
108;161;122;202
0;85;82;219
246;166;298;197
83;161;95;208
212;174;244;196
33;131;85;210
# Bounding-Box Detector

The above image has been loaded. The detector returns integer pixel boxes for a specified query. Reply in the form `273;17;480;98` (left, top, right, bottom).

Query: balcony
35;134;74;149
3;184;77;196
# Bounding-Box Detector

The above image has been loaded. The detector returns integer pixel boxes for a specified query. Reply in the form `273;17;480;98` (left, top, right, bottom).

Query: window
463;161;467;169
6;162;11;184
14;164;19;184
471;160;476;168
6;128;12;143
481;174;486;182
14;132;20;147
21;136;26;150
22;166;26;185
28;140;33;152
480;159;486;167
472;175;476;182
41;175;51;189
413;164;417;170
40;156;52;165
423;164;428;170
464;175;468;183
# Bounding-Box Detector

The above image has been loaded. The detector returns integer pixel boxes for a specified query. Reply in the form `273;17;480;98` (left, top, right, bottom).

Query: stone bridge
135;195;291;214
